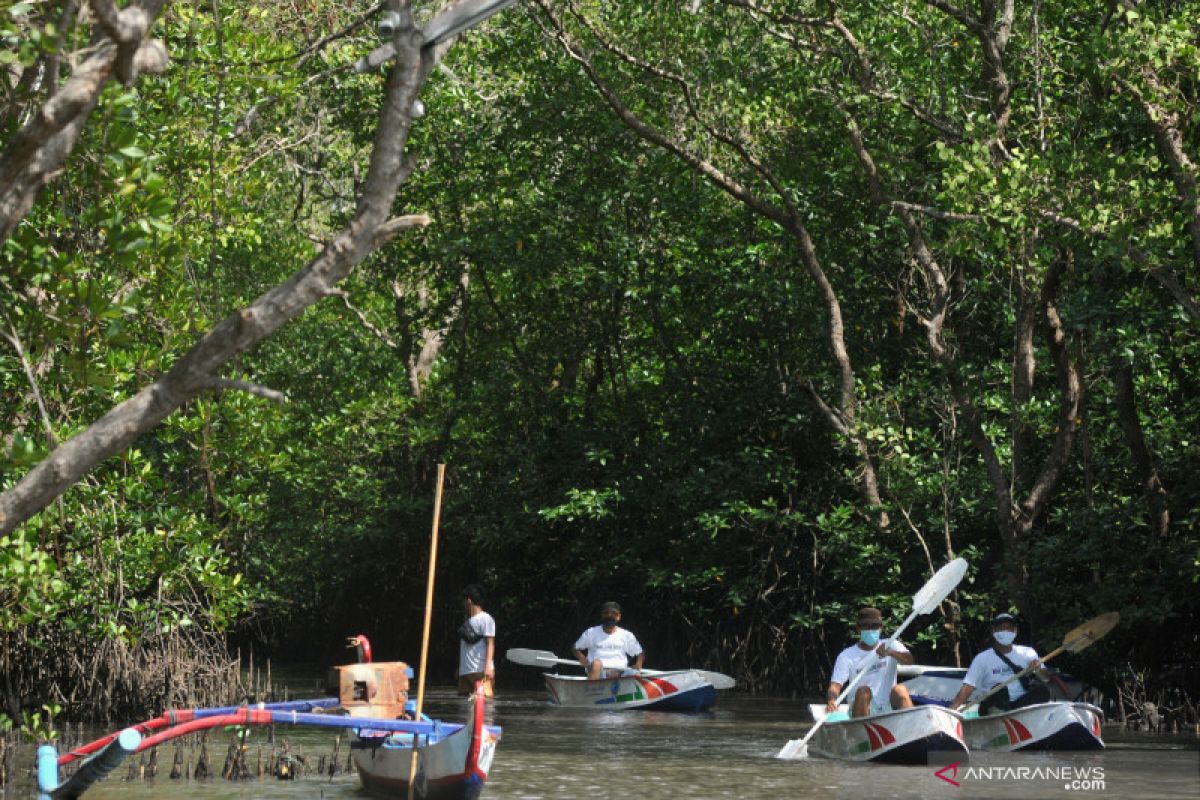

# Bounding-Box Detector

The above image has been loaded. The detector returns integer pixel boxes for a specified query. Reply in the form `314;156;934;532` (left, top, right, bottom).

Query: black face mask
601;617;618;630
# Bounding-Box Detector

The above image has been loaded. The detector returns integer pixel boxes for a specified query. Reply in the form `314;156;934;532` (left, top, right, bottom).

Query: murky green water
8;689;1198;799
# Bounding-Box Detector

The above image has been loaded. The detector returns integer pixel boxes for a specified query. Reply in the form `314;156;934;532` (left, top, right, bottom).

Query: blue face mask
860;629;881;646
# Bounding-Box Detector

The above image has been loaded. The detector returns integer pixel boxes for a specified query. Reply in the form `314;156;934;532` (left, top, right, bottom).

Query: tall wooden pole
409;462;445;799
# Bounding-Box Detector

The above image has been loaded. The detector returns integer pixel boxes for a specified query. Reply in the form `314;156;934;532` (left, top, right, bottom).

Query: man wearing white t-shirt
950;612;1049;714
826;607;915;718
573;601;645;679
456;584;496;697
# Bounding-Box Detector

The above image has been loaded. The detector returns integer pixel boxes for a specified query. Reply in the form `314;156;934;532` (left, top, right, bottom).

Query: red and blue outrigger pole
38;695;451;798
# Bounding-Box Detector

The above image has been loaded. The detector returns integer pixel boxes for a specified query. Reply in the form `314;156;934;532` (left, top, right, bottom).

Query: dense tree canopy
1;0;1197;720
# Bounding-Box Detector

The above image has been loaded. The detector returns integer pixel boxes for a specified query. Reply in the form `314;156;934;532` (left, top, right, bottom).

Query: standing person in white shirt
456;584;496;698
573;601;645;679
826;607;915;718
950;612;1049;714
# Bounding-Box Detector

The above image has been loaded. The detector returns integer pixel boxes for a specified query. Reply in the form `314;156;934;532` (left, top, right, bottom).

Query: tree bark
0;1;446;535
535;0;890;529
0;0;170;245
1112;360;1171;537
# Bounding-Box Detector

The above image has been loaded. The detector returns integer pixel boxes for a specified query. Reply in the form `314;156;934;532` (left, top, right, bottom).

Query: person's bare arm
950;683;976;710
826;682;843;713
877;641;914;665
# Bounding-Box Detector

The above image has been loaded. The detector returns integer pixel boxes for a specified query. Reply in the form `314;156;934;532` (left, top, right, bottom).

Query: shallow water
11;689;1199;799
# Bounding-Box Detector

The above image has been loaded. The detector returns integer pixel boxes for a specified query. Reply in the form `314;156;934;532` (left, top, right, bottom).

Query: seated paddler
573;601;645;679
826;606;915;718
950;611;1050;714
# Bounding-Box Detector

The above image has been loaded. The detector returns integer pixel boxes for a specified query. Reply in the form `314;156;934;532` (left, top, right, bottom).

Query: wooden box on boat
544;670;716;711
327;661;412;719
806;704;967;764
962;702;1103;752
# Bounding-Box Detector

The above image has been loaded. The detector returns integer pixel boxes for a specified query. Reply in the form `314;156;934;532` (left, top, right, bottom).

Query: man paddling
826;607;915;718
573;601;645;679
949;612;1050;714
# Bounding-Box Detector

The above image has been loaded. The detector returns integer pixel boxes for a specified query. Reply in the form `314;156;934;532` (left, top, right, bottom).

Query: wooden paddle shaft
415;464;446;718
410;463;446;800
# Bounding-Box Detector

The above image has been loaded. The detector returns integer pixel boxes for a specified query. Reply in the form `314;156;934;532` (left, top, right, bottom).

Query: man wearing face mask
826;607;915;718
950;612;1050;714
573;601;645;680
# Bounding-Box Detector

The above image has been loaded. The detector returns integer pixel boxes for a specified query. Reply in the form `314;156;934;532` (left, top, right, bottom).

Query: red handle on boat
137;709;274;751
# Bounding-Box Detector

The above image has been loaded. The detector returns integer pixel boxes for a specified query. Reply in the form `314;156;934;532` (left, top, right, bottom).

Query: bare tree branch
1;319;57;450
327;289;399;349
0;2;447;535
535;0;889;527
1112;359;1171;537
0;1;171;245
204;379;287;403
1114;70;1200;273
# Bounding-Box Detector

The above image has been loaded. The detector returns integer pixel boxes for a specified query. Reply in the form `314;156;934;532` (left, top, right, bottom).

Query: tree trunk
1112;360;1171;537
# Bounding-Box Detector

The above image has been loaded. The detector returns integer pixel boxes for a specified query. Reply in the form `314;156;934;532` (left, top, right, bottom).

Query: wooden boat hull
352;688;501;800
963;702;1103;752
543;671;716;711
808;705;967;764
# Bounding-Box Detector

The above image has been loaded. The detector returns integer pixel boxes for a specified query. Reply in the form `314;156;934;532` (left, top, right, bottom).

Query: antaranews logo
933;761;961;787
930;758;1106;792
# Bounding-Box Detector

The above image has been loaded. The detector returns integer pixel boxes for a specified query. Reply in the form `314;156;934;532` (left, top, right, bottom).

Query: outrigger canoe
332;657;501;800
544;671;716;711
351;687;499;800
40;639;501;800
962;702;1104;752
805;703;967;764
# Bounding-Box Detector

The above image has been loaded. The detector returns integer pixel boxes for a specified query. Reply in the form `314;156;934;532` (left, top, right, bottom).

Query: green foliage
19;703;61;744
1;0;1196;703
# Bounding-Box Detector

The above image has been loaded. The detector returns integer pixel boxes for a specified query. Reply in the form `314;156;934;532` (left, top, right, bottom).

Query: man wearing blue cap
950;612;1050;714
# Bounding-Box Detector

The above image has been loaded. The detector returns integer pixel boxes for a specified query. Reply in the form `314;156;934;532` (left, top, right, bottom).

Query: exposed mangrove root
1;623;239;725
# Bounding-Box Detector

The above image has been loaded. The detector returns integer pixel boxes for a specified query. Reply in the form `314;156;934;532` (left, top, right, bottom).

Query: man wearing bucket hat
573;601;645;679
826;607;916;718
950;612;1050;714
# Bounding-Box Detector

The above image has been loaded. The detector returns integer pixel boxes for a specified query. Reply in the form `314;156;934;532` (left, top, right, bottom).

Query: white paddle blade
776;738;808;759
911;557;969;614
505;648;561;667
696;670;736;690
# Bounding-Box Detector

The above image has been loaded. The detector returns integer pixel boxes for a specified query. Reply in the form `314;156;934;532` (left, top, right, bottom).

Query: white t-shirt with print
458;611;496;676
831;639;910;711
574;626;643;669
963;644;1040;702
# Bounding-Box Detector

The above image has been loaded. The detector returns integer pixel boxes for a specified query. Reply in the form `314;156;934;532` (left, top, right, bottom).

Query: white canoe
351;687;501;800
963;702;1104;751
806;703;967;764
544;670;716;711
899;664;1095;707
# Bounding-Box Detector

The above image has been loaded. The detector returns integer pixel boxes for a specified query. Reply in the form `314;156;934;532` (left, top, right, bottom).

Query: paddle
776;557;969;760
505;648;737;690
410;463;447;800
964;611;1119;713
